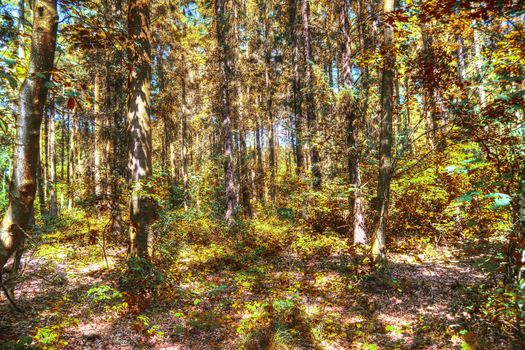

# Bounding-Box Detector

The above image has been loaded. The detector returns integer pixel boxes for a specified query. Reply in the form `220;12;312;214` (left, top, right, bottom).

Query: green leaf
7;75;18;89
3;58;16;67
64;90;80;97
485;193;511;208
445;165;457;174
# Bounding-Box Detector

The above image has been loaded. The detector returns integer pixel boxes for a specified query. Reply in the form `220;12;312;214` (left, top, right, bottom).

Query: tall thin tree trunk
68;111;76;211
37;152;47;215
181;58;189;211
0;0;58;269
261;6;276;206
49;104;58;218
339;0;366;244
289;0;304;174
216;0;237;228
421;24;438;149
301;0;321;189
43;110;49;205
255;105;265;204
17;0;25;60
127;0;153;258
456;36;466;82
472;25;486;105
94;70;103;202
372;0;395;266
237;86;252;217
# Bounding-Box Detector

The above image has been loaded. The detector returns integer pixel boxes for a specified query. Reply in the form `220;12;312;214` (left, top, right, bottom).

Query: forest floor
0;215;517;349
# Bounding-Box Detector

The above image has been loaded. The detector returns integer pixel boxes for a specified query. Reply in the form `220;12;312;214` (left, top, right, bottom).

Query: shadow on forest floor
0;225;516;349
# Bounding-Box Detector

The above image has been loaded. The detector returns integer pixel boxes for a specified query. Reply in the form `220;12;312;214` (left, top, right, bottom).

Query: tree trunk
0;0;58;269
237;85;252;217
255;106;265;204
372;0;395;266
301;0;321;189
68;111;76;211
421;24;438;149
472;25;486;105
339;0;366;244
127;0;153;259
181;58;189;211
215;0;237;228
261;5;276;206
37;152;47;216
17;0;25;59
43;109;49;206
49;104;58;218
94;70;103;202
288;0;304;174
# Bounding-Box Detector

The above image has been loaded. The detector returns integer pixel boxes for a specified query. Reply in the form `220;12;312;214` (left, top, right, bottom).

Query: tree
338;0;366;245
127;0;154;258
0;0;58;269
215;0;237;228
301;0;321;190
372;0;395;265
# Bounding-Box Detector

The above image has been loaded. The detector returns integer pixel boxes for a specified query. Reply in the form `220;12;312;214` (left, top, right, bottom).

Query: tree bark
301;0;321;189
288;0;304;174
215;0;237;228
261;3;276;206
68;111;76;211
255;104;265;204
372;0;395;266
181;57;189;211
127;0;153;259
0;0;58;269
339;0;366;244
17;0;25;59
94;70;103;202
49;103;58;218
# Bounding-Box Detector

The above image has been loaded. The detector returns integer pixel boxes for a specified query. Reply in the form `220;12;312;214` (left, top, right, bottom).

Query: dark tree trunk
301;0;321;189
289;0;304;174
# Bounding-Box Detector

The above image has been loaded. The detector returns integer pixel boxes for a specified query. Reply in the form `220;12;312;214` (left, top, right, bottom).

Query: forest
0;0;524;348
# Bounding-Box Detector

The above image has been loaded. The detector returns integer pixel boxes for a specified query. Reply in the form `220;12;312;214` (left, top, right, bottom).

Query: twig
0;270;22;312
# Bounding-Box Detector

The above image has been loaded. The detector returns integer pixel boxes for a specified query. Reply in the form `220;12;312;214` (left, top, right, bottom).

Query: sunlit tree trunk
18;0;25;59
339;0;366;244
301;0;321;189
49;104;58;218
421;25;438;149
237;75;252;217
215;0;237;227
181;57;189;211
372;0;395;266
288;0;304;174
127;0;154;258
255;105;265;205
472;25;486;105
37;153;47;215
94;70;103;203
68;110;76;211
260;4;276;206
456;36;466;82
43;110;49;206
0;0;58;269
